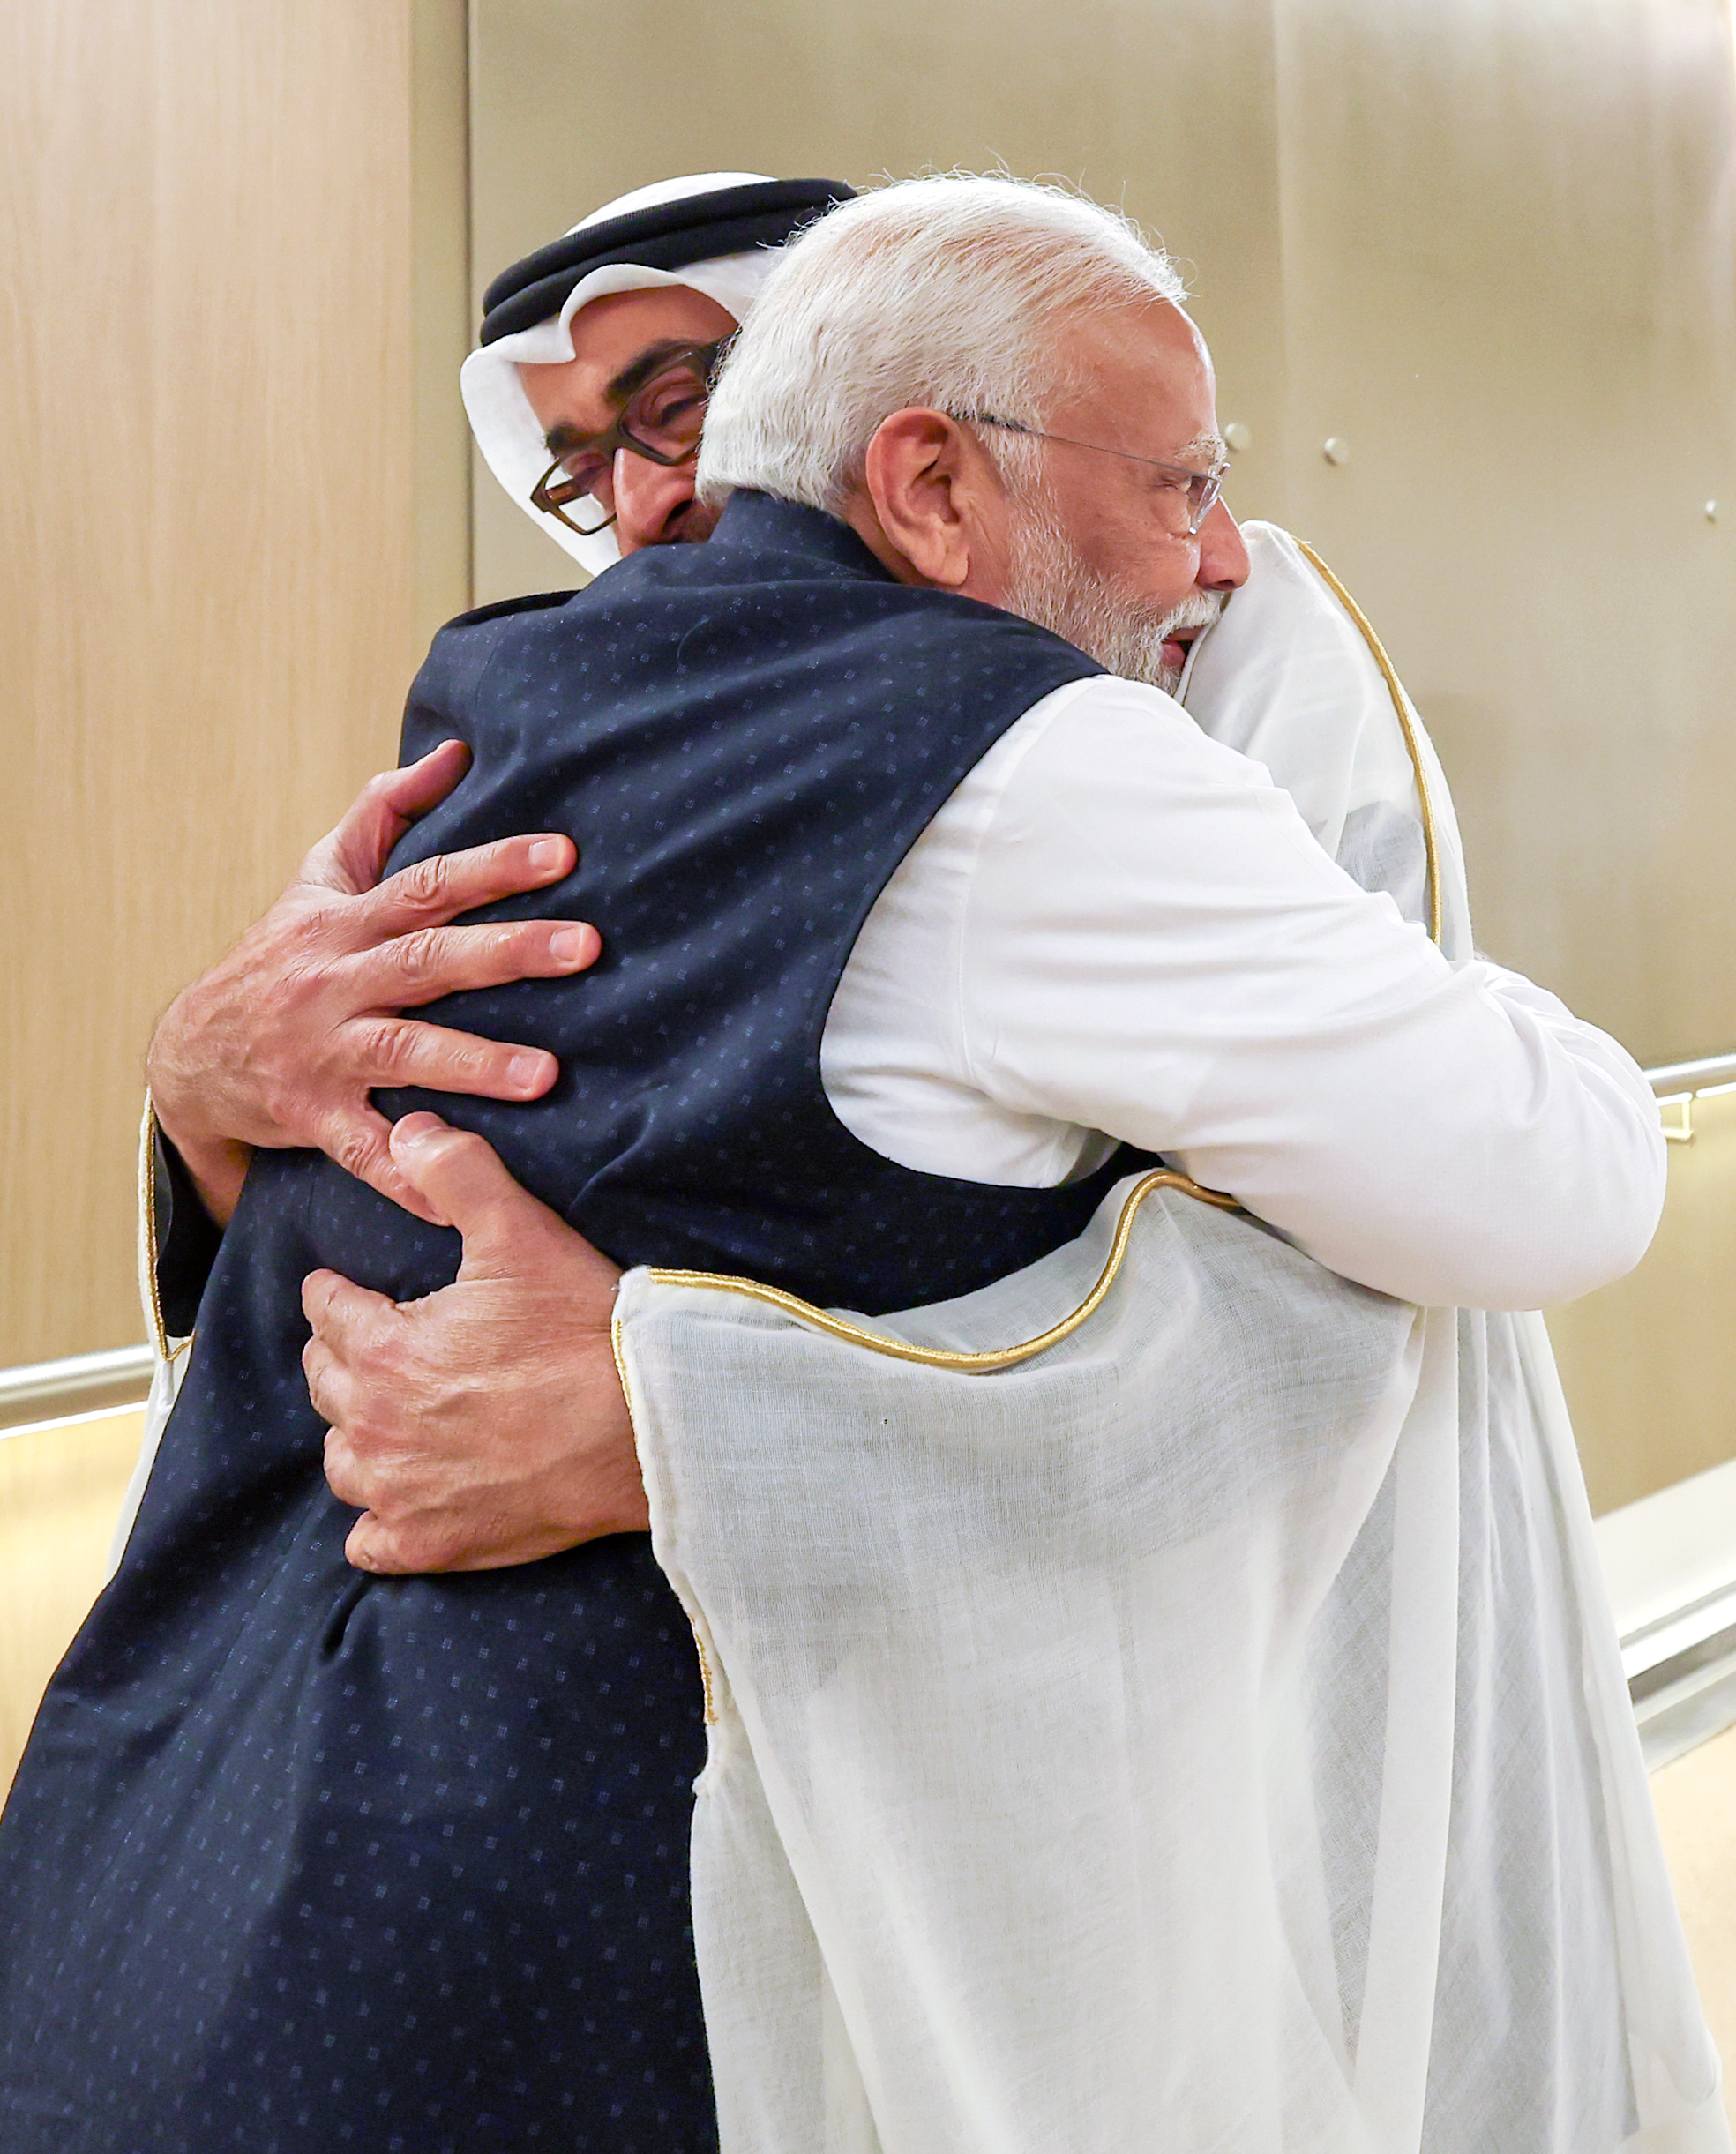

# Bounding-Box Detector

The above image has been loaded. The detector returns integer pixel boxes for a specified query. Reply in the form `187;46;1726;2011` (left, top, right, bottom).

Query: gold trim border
138;1095;195;1366
139;1095;172;1364
611;1310;720;1724
638;1168;1238;1372
1294;541;1443;948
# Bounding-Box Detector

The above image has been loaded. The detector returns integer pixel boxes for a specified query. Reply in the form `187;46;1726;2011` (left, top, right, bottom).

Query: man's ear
858;409;1006;593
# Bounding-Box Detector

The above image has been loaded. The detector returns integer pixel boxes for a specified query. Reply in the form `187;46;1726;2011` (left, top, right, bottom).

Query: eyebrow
542;340;703;457
1173;430;1229;469
607;339;699;406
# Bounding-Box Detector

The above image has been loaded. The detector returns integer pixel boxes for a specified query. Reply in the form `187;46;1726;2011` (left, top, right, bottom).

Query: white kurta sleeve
834;671;1664;1312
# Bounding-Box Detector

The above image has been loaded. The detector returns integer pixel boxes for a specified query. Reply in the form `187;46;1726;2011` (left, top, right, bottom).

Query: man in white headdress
108;172;1724;2154
463;171;855;574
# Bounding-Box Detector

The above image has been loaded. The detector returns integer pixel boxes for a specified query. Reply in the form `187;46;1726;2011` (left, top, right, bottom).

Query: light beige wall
1263;0;1736;1069
1253;0;1736;1509
0;1410;143;1799
1553;1091;1736;1515
0;0;472;1367
470;0;1736;1058
471;0;1736;1509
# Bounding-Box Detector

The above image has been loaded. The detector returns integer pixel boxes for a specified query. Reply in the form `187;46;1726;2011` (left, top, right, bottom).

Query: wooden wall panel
0;0;469;1366
414;0;475;652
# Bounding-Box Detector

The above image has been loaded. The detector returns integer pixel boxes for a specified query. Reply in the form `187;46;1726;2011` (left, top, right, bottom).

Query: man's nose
612;449;700;554
1196;500;1250;592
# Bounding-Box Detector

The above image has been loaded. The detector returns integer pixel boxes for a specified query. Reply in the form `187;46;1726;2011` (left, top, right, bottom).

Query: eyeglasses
530;339;726;537
954;410;1229;537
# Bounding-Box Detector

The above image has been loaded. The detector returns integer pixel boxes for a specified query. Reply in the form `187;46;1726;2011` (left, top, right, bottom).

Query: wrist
150;1104;252;1229
570;1341;648;1537
147;997;255;1226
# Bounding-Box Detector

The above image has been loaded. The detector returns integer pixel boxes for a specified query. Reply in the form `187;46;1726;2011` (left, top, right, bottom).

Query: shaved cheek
614;460;713;553
1098;504;1201;618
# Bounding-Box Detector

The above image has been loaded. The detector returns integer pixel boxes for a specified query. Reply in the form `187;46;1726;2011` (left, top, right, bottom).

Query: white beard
1003;497;1223;694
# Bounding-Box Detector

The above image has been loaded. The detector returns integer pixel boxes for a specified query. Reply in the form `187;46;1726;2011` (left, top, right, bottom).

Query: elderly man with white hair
1;175;1722;2154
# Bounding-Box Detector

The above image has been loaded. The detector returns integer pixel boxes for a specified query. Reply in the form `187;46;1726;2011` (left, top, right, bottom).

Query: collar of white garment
460;172;787;580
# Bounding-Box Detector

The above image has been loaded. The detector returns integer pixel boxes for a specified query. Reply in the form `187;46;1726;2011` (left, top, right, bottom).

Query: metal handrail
1643;1054;1736;1142
0;1343;153;1434
1645;1053;1736;1098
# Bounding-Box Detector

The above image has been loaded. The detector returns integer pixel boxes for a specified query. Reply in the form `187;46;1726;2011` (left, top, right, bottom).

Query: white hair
696;175;1187;514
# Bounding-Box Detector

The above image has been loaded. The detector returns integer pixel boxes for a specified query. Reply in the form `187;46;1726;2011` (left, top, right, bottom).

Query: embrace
0;172;1724;2154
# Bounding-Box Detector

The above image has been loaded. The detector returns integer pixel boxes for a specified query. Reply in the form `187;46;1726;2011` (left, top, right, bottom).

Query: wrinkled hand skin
305;1112;647;1574
146;738;602;1227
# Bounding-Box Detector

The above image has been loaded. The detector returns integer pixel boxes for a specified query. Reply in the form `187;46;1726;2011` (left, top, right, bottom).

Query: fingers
302;741;473;898
387;1113;567;1260
363;832;580;939
301;1331;353;1433
378;738;475;821
338;913;600;1013
345;1512;415;1574
312;1104;447;1223
311;1177;636;1574
343;1510;506;1576
343;1018;560;1103
303;1266;406;1360
388;1115;623;1297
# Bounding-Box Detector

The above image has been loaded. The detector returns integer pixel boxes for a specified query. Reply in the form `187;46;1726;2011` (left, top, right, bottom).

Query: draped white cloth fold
615;529;1728;2153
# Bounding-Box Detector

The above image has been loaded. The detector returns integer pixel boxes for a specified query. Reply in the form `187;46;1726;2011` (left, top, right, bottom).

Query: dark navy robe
0;494;1126;2153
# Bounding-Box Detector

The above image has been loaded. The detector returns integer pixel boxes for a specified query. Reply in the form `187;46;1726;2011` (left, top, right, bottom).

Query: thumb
345;1509;445;1575
303;739;472;897
388;1111;562;1274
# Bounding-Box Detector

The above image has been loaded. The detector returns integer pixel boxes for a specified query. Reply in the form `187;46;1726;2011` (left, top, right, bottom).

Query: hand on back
146;739;601;1225
306;1112;643;1571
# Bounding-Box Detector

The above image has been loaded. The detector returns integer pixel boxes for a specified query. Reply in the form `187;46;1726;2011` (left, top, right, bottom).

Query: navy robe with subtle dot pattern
0;494;1134;2152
